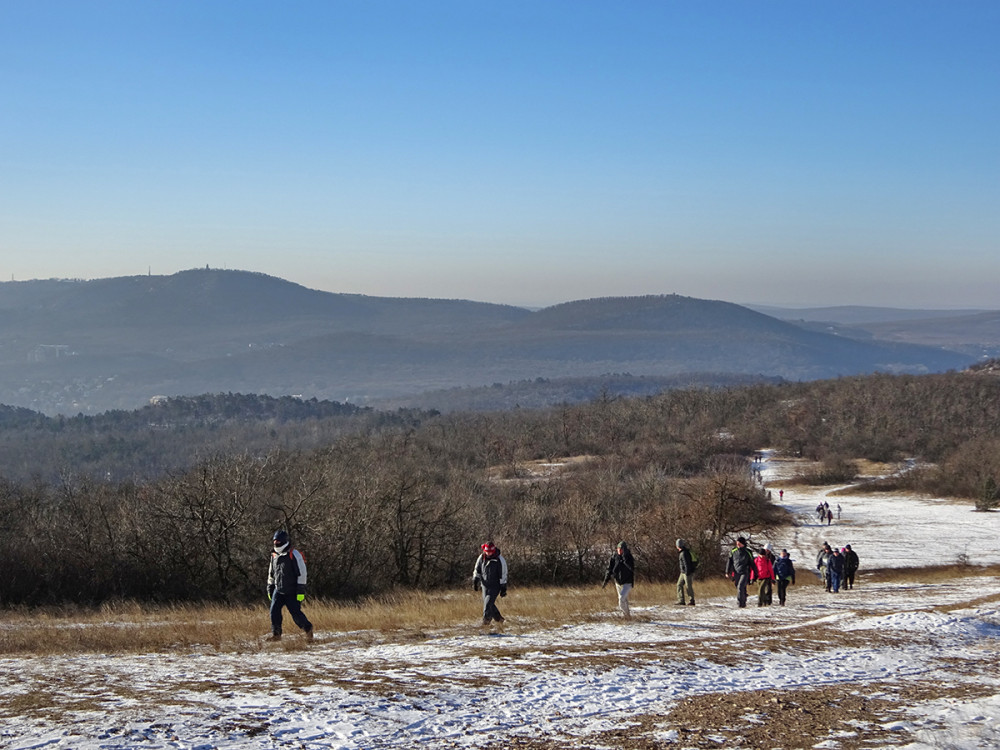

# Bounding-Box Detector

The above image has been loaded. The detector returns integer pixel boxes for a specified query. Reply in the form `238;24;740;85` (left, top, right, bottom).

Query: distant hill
745;304;987;325
0;270;976;415
745;304;1000;359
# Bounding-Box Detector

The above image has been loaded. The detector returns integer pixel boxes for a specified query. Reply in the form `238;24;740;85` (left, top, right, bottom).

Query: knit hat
763;543;773;552
676;539;687;549
481;542;497;556
737;537;747;545
273;529;289;545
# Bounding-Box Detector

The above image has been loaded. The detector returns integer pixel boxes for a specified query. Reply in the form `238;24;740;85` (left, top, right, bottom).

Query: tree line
2;368;1000;606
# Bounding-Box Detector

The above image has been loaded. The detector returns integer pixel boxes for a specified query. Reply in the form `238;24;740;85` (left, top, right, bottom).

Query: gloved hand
267;586;274;602
500;585;507;598
473;579;481;591
297;585;306;602
297;594;305;602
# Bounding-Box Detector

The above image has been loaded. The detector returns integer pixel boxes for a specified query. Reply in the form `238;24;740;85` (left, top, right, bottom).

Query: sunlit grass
3;565;994;656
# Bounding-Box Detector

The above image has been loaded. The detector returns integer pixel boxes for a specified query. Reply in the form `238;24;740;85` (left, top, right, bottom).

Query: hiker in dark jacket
266;529;313;642
827;547;846;593
603;541;635;618
773;549;796;606
843;545;859;589
675;539;696;606
473;542;508;631
725;537;756;608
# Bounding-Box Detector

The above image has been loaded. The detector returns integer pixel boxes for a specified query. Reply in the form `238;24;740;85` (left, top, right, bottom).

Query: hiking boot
304;627;314;642
265;633;282;642
675;602;687;606
688;602;696;606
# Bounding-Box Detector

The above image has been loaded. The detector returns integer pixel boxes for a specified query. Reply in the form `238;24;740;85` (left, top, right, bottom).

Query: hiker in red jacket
753;543;776;606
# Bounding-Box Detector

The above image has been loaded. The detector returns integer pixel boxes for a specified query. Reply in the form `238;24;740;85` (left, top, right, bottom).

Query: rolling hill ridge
0;269;975;415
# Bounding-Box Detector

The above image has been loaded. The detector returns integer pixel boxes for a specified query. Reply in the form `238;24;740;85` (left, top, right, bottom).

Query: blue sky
2;1;998;308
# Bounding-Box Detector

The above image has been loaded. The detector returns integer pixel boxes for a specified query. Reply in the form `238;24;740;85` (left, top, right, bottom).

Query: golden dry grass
2;565;992;656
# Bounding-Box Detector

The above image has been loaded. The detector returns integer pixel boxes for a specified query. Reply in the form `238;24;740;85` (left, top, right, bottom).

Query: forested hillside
0;393;430;483
2;367;999;607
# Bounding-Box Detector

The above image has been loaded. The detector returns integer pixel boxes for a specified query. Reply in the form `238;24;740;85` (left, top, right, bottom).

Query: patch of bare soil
485;682;997;750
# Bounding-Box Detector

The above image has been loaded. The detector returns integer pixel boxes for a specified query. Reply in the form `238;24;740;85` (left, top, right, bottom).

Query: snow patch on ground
3;453;1000;748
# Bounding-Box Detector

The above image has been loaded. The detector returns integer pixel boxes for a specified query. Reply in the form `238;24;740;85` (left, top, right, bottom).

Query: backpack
689;549;699;572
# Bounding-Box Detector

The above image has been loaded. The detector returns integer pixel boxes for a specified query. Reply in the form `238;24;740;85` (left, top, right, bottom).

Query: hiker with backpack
603;541;635;618
266;529;314;642
725;537;756;608
774;549;796;606
816;542;833;591
675;539;697;606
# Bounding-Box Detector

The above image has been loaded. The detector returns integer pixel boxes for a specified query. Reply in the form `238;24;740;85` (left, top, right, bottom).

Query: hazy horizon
3;3;998;309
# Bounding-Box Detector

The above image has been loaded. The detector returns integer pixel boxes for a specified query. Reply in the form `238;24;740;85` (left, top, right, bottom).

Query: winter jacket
726;546;755;580
604;549;635;586
828;552;845;577
268;546;308;597
678;547;696;576
473;552;508;592
753;554;775;581
773;556;795;583
844;549;859;573
816;548;832;571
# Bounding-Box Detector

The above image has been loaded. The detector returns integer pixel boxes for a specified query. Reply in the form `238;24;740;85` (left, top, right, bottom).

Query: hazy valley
0;268;986;416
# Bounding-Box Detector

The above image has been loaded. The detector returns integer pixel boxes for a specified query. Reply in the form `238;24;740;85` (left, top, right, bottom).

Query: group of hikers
725;537;798;608
815;541;860;593
815;501;842;525
263;527;860;641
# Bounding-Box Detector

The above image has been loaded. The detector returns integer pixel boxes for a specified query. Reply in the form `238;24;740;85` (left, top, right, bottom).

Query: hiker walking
753;543;776;606
816;542;833;591
266;529;314;642
725;537;756;608
675;539;696;606
826;508;833;525
774;549;796;606
603;541;635;618
473;542;508;631
843;545;859;589
828;547;845;592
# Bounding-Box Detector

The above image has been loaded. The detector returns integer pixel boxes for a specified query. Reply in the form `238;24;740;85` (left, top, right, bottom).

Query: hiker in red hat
472;542;508;632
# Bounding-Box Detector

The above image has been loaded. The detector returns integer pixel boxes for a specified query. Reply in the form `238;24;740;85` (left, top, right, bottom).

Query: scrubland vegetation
2;368;1000;607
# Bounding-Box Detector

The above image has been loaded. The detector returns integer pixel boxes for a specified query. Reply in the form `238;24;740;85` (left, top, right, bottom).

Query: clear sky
2;1;998;309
